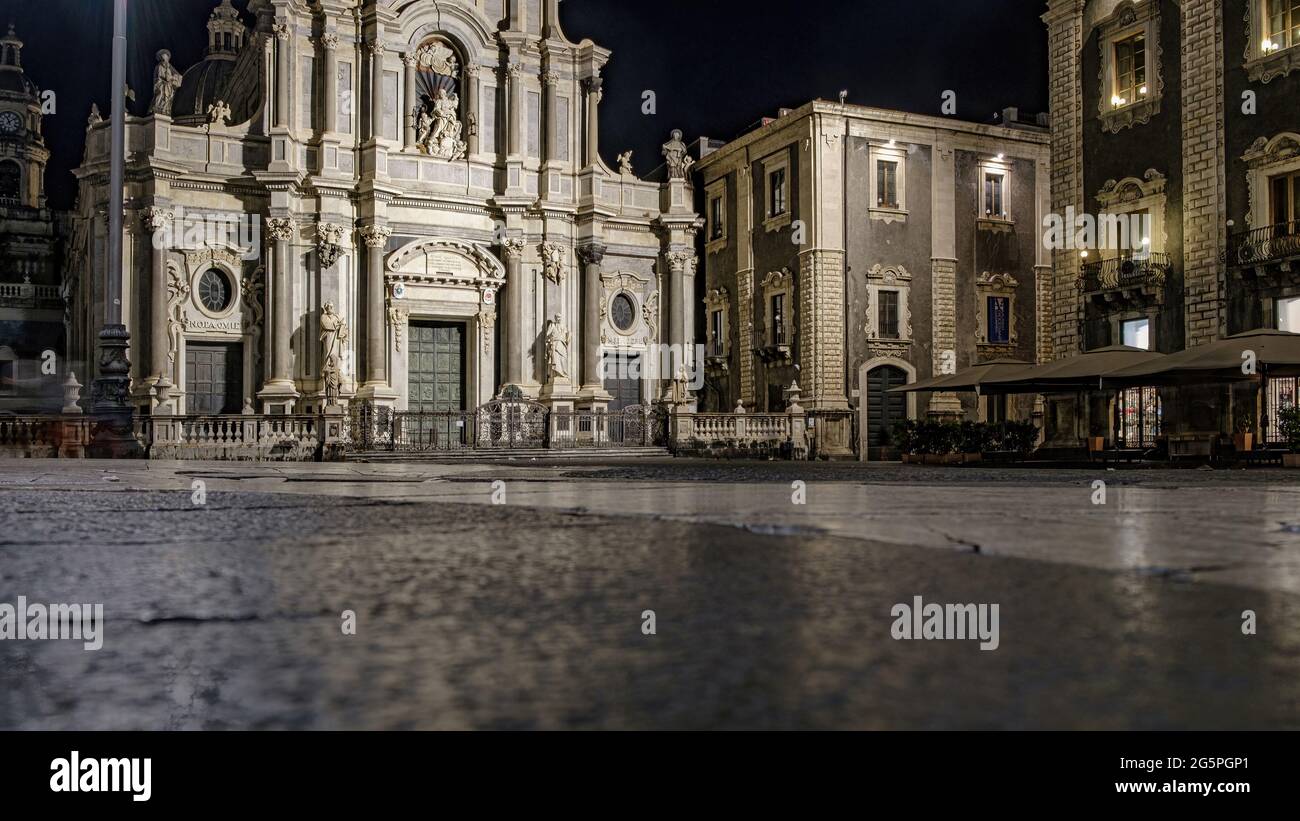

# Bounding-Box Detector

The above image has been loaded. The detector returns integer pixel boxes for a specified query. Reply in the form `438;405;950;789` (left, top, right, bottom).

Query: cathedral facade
67;0;699;420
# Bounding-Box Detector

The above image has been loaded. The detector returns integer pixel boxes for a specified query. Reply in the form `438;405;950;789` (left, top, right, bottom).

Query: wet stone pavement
1;460;1299;730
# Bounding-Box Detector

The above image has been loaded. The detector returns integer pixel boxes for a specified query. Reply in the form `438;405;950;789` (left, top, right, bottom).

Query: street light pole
89;0;138;456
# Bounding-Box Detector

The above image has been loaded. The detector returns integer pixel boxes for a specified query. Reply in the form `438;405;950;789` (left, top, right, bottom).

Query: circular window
198;269;233;314
611;293;637;332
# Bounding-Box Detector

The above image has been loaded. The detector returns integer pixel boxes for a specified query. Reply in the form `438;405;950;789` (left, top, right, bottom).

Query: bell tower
0;23;48;209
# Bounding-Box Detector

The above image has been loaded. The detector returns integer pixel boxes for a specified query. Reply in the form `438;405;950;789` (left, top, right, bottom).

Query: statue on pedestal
545;316;570;382
149;50;182;116
319;303;349;403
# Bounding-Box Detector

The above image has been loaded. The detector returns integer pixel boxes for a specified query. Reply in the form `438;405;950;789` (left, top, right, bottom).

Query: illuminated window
1113;32;1147;107
1122;318;1150;350
1279;296;1300;331
877;160;898;209
711;310;724;356
771;293;787;344
1266;0;1300;51
984;172;1006;219
1269;169;1300;231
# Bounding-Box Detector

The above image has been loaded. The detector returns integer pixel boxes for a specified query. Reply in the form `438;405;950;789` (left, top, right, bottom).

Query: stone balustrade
0;416;94;458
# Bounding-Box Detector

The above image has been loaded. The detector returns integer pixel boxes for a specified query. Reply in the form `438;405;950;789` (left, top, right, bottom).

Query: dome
172;57;235;124
0;70;37;97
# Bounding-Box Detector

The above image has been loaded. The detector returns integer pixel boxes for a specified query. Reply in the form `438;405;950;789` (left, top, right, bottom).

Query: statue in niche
417;88;467;161
545;316;570;381
149;50;183;116
319;303;349;403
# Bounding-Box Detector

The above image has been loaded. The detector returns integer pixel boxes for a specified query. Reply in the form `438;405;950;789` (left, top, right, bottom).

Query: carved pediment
1097;169;1166;207
385;238;505;285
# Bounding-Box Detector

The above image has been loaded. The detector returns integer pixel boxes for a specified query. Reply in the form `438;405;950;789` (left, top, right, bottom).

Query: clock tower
0;23;47;208
0;23;64;413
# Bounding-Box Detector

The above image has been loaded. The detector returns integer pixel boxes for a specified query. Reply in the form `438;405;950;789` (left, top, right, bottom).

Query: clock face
0;112;21;134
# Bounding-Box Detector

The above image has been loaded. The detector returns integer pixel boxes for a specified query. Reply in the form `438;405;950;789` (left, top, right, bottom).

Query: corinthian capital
576;243;607;266
500;237;526;260
143;207;173;234
368;38;387;56
266;217;295;242
666;251;695;273
320;32;339;50
272;22;291;42
359;224;392;248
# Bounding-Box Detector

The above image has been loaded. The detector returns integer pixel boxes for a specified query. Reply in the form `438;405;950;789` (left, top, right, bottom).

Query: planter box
962;453;983;464
1284;453;1300;468
1233;433;1254;452
1087;437;1105;453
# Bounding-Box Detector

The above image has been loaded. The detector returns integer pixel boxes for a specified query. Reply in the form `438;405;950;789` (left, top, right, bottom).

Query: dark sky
1;0;1048;210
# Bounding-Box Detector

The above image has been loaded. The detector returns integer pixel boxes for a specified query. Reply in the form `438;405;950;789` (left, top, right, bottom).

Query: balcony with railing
1225;222;1300;271
1079;252;1171;305
0;279;62;310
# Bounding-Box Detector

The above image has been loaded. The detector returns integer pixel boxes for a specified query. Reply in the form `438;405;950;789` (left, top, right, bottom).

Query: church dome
172;57;235;124
0;24;38;100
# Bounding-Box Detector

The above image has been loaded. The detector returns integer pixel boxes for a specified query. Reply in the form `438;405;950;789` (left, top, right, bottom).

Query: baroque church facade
66;0;699;419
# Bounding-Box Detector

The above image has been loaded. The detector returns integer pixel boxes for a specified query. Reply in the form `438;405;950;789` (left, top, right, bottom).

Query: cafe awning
889;358;1032;393
978;346;1166;393
1104;329;1300;382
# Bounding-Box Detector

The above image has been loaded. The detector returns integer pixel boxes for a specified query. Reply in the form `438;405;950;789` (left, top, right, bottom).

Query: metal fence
348;401;667;453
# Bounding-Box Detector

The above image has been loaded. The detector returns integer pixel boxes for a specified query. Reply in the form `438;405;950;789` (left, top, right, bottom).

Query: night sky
0;0;1048;210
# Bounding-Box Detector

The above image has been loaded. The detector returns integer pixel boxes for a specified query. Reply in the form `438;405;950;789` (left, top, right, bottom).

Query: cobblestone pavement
1;459;1298;729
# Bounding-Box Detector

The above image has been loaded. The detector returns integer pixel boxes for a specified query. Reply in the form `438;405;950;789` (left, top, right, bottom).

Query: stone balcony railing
0;280;62;309
1079;252;1171;294
1225;222;1300;269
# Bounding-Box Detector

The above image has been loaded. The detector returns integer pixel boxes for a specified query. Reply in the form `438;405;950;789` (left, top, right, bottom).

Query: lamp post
89;0;138;456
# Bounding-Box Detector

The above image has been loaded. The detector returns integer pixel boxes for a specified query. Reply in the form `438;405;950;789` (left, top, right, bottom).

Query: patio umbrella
1104;329;1300;382
979;346;1165;393
889;358;1032;393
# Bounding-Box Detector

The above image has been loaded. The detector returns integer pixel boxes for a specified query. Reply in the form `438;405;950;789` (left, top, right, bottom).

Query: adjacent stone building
66;0;697;420
1044;0;1300;445
0;24;66;414
694;102;1051;459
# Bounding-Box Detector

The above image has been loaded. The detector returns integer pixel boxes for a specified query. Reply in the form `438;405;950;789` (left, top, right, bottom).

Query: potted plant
1278;405;1300;468
1233;411;1255;453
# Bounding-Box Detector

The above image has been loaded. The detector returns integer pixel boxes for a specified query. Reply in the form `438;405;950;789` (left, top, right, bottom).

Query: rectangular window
1113;32;1147;106
878;290;900;339
1122;317;1151;350
1268;0;1300;50
984;173;1006;219
985;394;1008;424
769;168;787;217
877;160;899;209
337;63;353;134
771;293;787;344
1270;170;1300;236
710;196;724;240
987;296;1010;344
711;310;724;356
1279;296;1300;331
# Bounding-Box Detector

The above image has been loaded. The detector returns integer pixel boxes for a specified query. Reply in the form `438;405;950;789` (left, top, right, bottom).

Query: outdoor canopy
977;345;1166;393
1103;329;1300;382
889;358;1032;393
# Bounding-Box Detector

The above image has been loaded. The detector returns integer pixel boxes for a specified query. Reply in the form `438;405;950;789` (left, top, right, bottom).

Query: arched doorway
859;359;915;461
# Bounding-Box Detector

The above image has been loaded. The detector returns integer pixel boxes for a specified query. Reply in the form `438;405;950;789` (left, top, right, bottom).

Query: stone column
543;69;559;162
583;75;602;168
360;225;392;388
666;251;691;363
402;52;417;150
266;218;295;385
322;32;338;134
502;238;526;387
143;207;171;385
929;141;961;416
369;38;386;142
507;62;523;157
465;64;481;156
577;243;606;388
273;22;291;130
